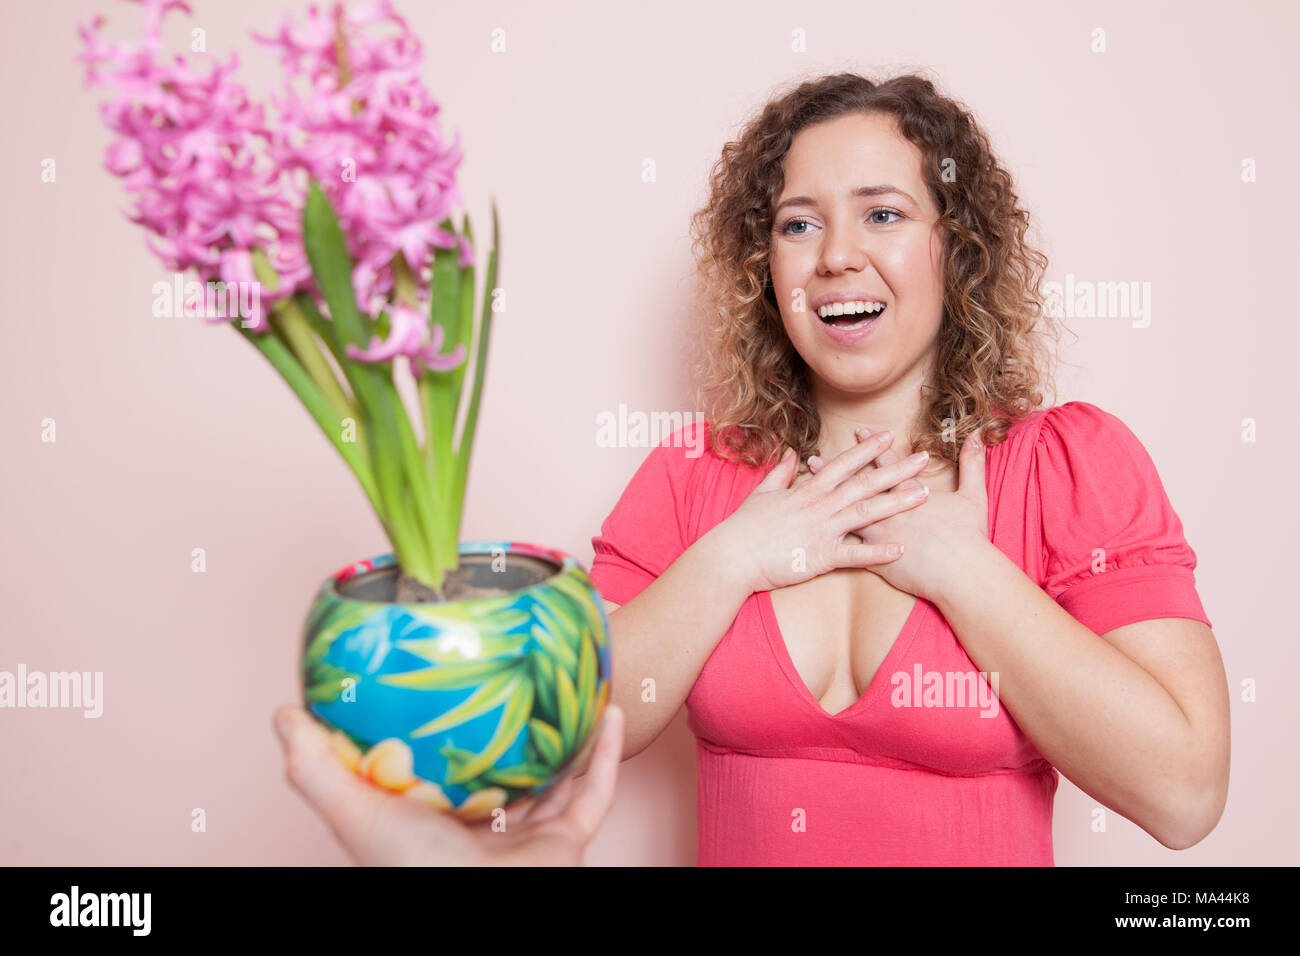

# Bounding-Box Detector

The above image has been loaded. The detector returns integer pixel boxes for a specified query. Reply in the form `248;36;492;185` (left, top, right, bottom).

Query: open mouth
817;302;886;328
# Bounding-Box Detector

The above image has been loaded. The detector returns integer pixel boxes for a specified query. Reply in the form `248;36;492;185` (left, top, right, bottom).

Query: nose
816;217;869;275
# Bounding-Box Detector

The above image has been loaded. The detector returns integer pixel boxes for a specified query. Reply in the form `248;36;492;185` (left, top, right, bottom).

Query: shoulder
632;418;721;477
992;401;1148;465
638;418;762;471
1029;402;1158;476
987;401;1161;505
996;400;1133;447
633;418;770;529
1021;401;1174;516
1037;400;1140;443
616;418;736;506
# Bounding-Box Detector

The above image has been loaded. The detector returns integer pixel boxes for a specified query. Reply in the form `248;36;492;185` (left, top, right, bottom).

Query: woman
589;71;1229;865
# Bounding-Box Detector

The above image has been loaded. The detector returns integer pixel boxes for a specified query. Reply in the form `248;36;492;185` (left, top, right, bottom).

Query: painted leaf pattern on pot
300;543;611;814
405;662;526;738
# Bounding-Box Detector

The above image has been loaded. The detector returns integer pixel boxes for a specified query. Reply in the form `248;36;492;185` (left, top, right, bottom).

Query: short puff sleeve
589;426;700;606
1035;402;1212;634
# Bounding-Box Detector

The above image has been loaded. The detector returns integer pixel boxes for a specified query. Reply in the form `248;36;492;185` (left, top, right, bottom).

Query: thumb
755;445;797;491
959;431;988;503
556;704;624;844
275;706;410;865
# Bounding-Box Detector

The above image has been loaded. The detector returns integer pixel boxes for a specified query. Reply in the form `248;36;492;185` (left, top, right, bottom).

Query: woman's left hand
809;429;990;603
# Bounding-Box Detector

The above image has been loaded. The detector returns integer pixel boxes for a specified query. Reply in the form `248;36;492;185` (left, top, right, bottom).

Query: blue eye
779;208;903;235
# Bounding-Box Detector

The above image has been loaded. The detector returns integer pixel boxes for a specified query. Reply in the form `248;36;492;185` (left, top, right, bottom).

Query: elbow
1152;771;1229;851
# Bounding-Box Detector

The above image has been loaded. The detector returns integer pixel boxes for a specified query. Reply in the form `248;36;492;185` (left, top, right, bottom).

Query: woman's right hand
724;430;932;593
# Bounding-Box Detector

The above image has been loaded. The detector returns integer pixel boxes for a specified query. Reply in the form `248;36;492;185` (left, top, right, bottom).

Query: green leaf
530;621;577;685
305;662;359;705
406;664;527;738
550;573;610;649
447;201;499;557
575;629;597;743
528;717;565;767
302;183;373;350
301;182;440;582
483;761;551;789
530;648;558;726
379;656;520;693
447;674;535;785
555;662;579;754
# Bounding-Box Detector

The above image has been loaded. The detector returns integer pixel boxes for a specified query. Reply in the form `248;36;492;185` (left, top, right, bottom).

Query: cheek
770;248;818;314
882;234;942;297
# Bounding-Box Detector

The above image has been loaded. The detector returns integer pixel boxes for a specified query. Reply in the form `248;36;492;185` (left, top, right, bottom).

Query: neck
811;373;928;462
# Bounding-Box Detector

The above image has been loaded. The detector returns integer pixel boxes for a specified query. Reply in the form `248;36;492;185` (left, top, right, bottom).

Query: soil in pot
350;553;560;605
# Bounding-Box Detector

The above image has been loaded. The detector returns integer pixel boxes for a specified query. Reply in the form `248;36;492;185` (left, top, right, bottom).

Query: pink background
2;0;1296;865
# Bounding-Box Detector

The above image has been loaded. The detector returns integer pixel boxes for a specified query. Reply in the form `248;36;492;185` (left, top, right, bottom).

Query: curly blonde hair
688;70;1069;473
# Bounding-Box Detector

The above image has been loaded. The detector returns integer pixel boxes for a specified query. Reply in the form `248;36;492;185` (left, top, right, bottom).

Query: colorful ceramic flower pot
300;541;612;821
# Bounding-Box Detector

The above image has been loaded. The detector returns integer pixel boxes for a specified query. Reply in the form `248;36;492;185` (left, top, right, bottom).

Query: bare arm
599;523;754;759
932;537;1230;849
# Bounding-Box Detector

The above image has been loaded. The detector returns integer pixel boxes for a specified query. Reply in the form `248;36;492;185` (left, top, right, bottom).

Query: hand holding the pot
274;703;625;866
723;430;933;593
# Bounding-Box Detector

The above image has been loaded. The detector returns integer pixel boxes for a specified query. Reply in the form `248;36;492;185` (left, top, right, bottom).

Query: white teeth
816;300;885;318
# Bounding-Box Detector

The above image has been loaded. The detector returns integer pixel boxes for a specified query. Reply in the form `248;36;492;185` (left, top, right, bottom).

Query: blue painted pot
300;541;612;821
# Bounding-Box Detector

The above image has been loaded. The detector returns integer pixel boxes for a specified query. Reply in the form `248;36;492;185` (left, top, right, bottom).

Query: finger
808;427;902;474
831;479;929;537
828;448;930;515
857;427;932;498
856;426;900;468
555;704;624;843
519;775;576;826
835;539;906;569
959;430;988;503
956;434;982;489
960;431;989;538
275;706;413;864
755;445;798;491
808;429;896;492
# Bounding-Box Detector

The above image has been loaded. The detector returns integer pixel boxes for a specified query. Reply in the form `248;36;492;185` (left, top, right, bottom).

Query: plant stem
234;323;382;518
301;183;441;587
391;251;449;586
270;298;355;424
290;293;370;466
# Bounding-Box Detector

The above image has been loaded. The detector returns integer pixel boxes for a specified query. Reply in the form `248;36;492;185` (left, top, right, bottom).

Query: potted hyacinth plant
78;0;610;821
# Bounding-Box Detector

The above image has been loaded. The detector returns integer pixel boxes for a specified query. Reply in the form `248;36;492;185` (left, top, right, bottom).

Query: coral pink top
588;402;1213;866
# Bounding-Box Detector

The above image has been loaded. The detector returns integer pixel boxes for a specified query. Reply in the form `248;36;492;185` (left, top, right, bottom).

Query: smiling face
769;110;947;408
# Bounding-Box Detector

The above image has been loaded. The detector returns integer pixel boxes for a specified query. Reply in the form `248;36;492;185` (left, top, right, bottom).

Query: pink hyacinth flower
345;303;467;377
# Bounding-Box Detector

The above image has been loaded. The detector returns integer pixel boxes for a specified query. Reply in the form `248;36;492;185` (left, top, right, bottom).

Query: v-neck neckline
759;588;928;720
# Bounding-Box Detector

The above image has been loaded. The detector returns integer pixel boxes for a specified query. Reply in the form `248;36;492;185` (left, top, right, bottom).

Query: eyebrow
773;185;919;215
